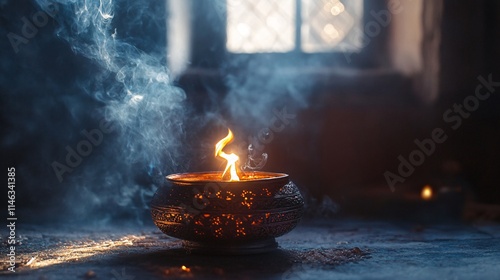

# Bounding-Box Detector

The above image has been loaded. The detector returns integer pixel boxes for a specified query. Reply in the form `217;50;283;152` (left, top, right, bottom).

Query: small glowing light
331;2;345;15
421;185;433;200
323;24;339;38
181;265;191;272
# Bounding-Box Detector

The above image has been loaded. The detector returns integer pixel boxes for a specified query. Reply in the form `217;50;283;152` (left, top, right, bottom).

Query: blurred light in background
226;0;295;53
226;0;364;53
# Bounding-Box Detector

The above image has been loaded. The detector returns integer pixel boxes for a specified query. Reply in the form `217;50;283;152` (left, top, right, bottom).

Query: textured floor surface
1;219;500;279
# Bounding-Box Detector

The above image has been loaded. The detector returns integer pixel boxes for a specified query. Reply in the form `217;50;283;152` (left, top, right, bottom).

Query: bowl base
182;238;278;255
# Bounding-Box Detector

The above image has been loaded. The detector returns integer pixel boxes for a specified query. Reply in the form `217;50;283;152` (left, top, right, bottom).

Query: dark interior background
1;0;499;225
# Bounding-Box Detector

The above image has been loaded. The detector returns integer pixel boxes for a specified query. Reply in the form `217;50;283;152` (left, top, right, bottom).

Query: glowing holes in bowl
197;214;249;238
215;228;223;238
241;190;256;209
225;191;236;201
215;191;222;199
262;188;272;197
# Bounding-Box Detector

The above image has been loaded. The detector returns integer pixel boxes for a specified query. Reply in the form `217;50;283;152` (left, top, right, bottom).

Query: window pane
301;0;364;52
226;0;295;53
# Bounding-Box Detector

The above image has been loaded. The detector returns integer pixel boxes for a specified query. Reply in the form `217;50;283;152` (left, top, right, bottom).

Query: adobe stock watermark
340;0;409;63
241;106;297;169
51;119;115;182
6;167;17;272
384;74;499;191
7;2;59;54
178;182;222;224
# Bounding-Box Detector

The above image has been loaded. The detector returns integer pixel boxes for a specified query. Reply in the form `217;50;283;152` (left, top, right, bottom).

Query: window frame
189;0;389;69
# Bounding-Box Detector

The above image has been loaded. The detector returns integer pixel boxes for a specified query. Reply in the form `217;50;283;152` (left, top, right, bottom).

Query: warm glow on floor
24;235;147;270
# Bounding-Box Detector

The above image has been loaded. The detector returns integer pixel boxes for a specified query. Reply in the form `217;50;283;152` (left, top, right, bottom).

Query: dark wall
437;0;500;203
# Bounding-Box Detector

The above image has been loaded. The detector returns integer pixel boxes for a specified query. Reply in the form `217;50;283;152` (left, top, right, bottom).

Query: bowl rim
166;171;289;184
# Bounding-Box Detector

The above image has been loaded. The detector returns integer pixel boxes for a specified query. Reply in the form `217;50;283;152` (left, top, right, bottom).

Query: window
185;0;387;70
226;0;364;53
175;0;426;105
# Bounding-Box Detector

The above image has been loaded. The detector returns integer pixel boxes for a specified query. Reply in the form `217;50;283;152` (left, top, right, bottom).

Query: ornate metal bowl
151;171;304;254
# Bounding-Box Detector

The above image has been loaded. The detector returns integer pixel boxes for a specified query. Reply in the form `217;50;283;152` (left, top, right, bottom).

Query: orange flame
421;185;433;200
215;129;240;181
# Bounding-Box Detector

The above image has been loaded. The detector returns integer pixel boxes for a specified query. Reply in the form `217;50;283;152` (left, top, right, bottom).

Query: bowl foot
182;238;278;255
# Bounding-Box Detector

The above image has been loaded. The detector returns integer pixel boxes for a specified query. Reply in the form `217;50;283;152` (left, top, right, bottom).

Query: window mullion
295;0;302;53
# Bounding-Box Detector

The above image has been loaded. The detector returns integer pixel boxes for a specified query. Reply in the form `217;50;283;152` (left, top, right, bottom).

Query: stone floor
2;219;500;279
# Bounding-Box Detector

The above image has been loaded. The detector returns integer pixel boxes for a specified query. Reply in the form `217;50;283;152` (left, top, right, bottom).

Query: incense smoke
22;0;187;223
0;0;328;224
